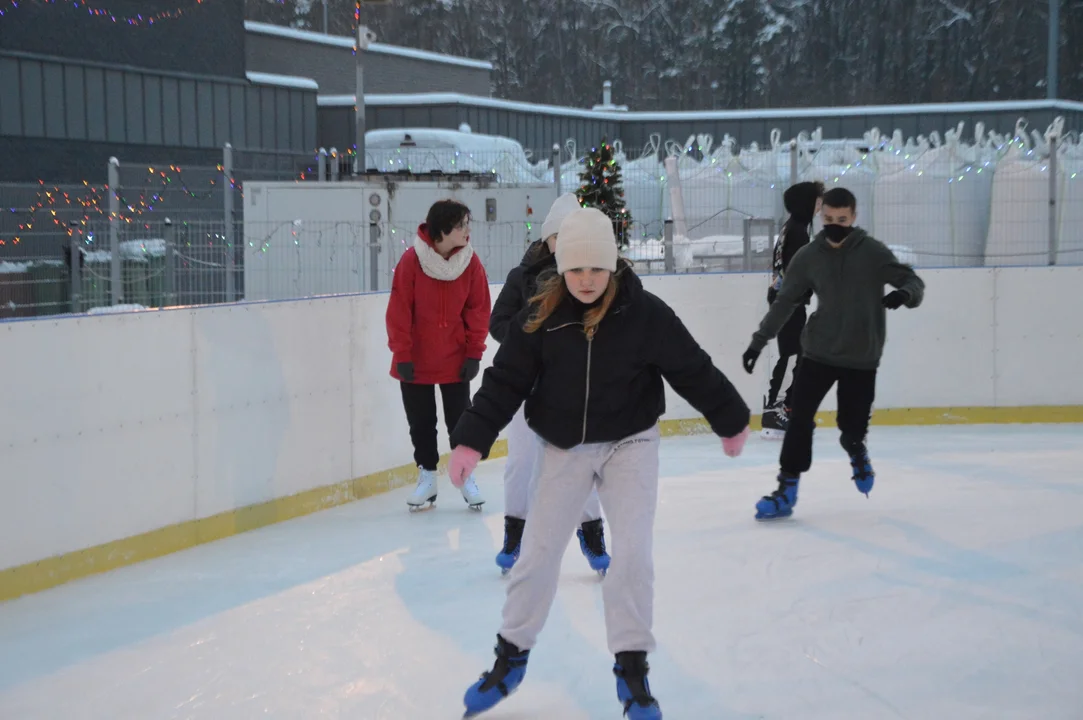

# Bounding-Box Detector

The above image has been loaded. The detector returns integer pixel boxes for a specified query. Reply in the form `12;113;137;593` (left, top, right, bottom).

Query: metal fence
0;215;771;318
3;123;1081;318
237;217;777;301
0;145;318;317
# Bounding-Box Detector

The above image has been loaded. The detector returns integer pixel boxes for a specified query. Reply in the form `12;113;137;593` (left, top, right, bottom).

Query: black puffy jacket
489;241;555;343
452;262;750;453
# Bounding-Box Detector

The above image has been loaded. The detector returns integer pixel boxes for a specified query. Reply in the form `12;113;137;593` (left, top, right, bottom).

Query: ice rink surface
1;424;1082;719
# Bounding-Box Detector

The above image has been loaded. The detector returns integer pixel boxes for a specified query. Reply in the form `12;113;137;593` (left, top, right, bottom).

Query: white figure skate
407;468;438;512
460;474;485;511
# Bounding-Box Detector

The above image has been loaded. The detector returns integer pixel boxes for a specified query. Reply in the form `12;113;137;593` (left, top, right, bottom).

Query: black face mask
822;224;851;243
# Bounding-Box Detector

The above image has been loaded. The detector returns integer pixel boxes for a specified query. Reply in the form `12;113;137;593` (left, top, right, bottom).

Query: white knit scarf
414;233;474;281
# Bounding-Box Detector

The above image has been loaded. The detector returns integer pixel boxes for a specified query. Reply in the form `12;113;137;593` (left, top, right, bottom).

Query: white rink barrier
1;265;1081;596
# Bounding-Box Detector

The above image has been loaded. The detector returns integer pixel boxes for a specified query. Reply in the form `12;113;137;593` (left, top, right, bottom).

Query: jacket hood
783;182;823;224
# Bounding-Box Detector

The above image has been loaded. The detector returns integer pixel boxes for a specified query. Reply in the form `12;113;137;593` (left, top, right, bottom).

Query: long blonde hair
524;269;621;339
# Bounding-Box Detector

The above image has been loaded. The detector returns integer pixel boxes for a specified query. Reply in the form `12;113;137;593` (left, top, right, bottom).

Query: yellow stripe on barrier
1;408;1079;603
662;404;1083;435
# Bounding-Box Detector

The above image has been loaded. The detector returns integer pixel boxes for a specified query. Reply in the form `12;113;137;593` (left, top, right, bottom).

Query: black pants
779;357;877;476
400;381;471;471
767;305;806;407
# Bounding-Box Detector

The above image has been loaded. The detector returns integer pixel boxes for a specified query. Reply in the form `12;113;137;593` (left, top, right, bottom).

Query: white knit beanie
555;208;618;274
540;193;582;240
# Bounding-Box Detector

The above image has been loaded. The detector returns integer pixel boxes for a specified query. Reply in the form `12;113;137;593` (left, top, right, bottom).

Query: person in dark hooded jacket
446;208;751;720
488;193;609;577
760;181;824;438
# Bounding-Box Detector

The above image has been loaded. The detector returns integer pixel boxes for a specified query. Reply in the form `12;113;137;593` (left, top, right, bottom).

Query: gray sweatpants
503;405;602;522
500;425;660;655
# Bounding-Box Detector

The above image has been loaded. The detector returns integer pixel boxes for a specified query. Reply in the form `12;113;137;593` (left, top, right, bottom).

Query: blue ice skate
495;516;525;576
463;635;529;718
754;473;799;520
846;443;875;497
577;518;610;576
614;651;663;719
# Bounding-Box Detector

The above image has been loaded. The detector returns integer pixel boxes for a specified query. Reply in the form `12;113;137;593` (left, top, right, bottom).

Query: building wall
0;52;318;183
0;0;245;79
320;95;1083;158
245;27;492;98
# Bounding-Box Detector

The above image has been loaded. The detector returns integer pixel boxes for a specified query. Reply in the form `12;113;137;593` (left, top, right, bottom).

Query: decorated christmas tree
576;139;633;247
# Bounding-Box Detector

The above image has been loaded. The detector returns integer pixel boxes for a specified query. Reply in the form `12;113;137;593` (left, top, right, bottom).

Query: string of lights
2;166;230;245
0;0;208;25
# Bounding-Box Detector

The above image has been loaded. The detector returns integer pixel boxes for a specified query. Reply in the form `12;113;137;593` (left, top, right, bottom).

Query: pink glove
448;445;482;487
721;426;750;458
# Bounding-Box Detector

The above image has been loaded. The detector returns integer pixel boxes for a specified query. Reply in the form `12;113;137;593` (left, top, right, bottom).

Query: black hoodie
453;261;750;453
489;241;556;343
769;182;822;305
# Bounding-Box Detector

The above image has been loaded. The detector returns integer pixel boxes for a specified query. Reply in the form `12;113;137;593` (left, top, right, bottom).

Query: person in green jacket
741;187;925;520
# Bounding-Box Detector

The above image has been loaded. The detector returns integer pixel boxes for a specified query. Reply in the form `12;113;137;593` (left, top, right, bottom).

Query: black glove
742;346;761;374
767;287;778;305
397;361;414;382
882;290;908;310
460;357;480;382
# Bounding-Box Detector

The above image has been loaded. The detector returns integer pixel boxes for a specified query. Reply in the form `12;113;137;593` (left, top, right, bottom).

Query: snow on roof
366;127;527;154
246;71;319;91
318;91;1083;123
318;95;358;107
244;21;493;71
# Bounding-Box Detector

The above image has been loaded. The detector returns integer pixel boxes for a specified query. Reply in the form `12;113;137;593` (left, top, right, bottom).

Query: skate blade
760;428;786;440
465;501;484;511
407;499;437;512
754;509;794;521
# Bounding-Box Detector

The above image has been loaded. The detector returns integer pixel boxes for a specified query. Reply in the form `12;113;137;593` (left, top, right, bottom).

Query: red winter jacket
386;224;491;385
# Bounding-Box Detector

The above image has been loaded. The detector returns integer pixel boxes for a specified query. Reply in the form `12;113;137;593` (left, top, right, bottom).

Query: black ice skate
760;399;789;440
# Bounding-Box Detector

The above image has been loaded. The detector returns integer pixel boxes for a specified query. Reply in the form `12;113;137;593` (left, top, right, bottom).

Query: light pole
1048;0;1059;99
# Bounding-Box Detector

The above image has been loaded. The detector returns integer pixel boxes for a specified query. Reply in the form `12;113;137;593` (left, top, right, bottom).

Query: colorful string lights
2;166;226;245
1;156;320;248
0;0;208;25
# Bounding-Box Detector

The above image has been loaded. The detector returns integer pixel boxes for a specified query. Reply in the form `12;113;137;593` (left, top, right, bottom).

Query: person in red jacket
386;199;492;511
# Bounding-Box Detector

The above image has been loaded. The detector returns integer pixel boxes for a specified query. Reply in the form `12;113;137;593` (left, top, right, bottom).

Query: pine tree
576;138;632;248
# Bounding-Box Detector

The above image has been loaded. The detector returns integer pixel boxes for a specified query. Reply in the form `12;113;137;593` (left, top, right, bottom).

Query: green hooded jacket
750;228;924;370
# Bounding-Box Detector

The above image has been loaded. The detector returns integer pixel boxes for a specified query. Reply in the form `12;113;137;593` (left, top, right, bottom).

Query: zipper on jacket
581;335;593;444
545;320;592;444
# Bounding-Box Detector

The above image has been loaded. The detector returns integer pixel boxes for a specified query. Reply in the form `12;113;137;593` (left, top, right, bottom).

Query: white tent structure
871;124;996;268
984;119;1083;266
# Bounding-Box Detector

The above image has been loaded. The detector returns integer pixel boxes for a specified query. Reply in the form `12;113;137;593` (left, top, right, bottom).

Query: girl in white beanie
448;207;751;719
488;193;609;577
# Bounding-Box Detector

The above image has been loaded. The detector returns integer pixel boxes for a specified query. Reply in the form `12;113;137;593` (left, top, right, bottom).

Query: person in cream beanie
485;191;611;577
540;192;583;241
556;207;619;274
